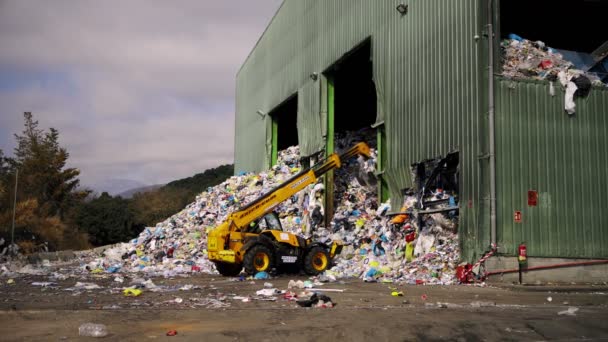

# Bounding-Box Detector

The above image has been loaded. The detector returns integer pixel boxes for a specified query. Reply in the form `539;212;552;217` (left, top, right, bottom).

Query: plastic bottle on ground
78;323;108;338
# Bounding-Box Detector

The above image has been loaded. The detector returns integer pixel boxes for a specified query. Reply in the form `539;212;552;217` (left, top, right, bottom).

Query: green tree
130;187;188;227
0;113;90;252
12;112;89;218
0;149;8;209
75;192;138;246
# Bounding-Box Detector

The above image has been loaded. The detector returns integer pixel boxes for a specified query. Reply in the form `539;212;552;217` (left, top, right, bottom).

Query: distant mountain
117;184;164;199
87;178;148;196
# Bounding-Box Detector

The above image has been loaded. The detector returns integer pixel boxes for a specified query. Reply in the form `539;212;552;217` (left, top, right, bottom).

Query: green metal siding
297;81;323;156
495;78;608;258
236;0;490;261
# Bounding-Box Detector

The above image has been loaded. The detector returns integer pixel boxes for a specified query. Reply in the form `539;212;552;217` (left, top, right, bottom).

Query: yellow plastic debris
391;291;404;297
405;242;415;262
123;288;143;297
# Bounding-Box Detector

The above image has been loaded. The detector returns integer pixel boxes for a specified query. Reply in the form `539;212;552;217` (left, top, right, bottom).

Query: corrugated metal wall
235;0;490;261
495;78;608;258
235;0;399;171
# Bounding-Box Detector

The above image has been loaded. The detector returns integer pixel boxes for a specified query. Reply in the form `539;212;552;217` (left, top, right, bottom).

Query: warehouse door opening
499;0;608;82
330;39;377;136
408;151;459;236
324;38;379;225
269;94;298;167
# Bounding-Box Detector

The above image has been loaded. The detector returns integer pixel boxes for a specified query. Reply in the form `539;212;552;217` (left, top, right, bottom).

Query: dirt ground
1;273;608;341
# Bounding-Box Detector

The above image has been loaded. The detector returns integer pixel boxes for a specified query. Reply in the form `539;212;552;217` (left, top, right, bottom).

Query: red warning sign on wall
528;190;538;207
514;211;522;223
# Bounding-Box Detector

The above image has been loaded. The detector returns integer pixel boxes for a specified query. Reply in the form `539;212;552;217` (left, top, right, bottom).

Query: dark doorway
324;38;379;225
269;94;298;166
330;39;377;134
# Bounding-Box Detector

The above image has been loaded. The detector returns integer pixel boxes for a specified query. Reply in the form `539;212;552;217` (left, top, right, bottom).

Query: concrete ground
1;274;608;341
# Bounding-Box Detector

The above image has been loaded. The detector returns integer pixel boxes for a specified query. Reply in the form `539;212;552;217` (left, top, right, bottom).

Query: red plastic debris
456;264;474;284
405;231;416;243
191;265;201;272
539;60;553;69
166;330;178;336
421;294;428;301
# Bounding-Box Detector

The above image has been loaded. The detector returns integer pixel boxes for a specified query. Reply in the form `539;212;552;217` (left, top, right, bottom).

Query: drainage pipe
487;0;497;246
486;260;608;277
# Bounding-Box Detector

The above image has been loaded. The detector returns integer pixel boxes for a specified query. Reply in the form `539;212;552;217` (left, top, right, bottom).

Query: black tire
243;245;275;275
215;262;242;277
304;246;330;275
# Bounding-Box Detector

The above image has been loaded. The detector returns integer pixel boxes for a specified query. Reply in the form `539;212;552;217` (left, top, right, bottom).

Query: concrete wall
486;257;608;284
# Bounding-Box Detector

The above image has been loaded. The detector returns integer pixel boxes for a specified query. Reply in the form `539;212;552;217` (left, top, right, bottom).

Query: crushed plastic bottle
78;323;108;338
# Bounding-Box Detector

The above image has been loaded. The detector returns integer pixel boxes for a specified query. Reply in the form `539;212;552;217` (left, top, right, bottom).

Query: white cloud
0;0;282;189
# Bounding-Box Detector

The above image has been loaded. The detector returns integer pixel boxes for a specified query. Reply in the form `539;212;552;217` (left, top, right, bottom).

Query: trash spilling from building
501;33;607;114
0;128;461;287
318;146;460;285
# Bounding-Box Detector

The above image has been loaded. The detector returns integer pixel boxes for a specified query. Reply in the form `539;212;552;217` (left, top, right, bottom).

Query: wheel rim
254;252;270;271
312;252;328;271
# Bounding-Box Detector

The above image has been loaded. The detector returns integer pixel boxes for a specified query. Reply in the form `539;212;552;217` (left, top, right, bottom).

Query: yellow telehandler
207;142;371;276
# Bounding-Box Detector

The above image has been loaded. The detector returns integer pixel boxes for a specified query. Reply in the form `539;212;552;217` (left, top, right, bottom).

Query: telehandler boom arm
226;142;370;231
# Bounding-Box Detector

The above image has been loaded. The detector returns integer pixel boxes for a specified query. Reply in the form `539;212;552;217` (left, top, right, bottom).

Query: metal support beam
487;0;497;246
324;76;335;229
271;116;278;167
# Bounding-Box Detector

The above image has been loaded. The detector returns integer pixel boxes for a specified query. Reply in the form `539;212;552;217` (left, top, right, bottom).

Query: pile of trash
89;145;308;278
501;33;606;86
1;128;461;286
501;33;608;115
319;164;459;285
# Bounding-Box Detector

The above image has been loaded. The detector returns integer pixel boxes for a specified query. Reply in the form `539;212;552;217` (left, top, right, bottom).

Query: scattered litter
288;280;305;289
254;272;270;280
123;288;143;297
7;279;14;284
547;296;553;302
190;297;230;308
296;293;334;308
470;301;496;308
391;291;404;297
31;282;56;287
256;288;278;297
78;323;108;338
558;307;579;316
166;330;178;336
308;288;344;292
72;282;102;290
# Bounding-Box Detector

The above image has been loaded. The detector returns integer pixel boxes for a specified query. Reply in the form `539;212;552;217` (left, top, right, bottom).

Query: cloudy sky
0;0;282;192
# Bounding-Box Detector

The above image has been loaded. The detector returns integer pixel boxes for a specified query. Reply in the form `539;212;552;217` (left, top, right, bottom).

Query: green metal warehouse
234;0;608;265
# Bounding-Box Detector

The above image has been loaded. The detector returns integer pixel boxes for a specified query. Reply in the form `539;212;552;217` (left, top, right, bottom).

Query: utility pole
11;169;18;248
